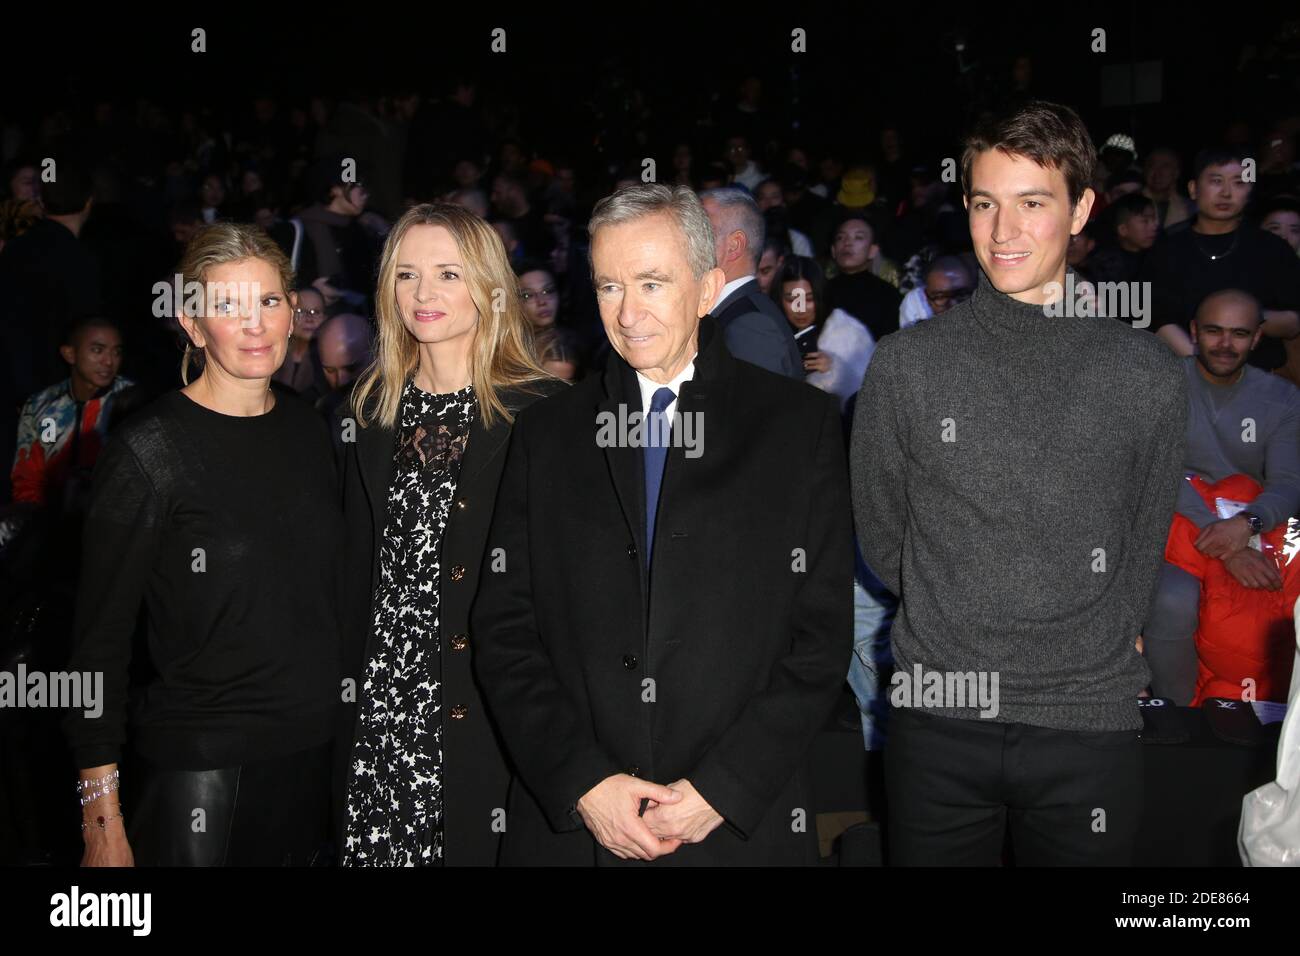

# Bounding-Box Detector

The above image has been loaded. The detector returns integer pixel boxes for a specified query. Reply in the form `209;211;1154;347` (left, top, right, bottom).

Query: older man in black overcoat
472;183;851;866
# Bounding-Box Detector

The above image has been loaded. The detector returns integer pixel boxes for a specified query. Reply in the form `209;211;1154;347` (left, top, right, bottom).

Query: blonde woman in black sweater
66;223;345;866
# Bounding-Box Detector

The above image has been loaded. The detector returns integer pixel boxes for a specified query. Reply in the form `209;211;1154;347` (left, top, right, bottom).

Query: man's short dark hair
1105;168;1144;192
307;155;365;205
64;315;119;347
1110;191;1156;227
833;208;879;242
761;233;789;259
1145;145;1181;165
41;161;94;216
961;100;1096;208
1260;196;1300;219
1191;147;1249;181
493;171;527;191
778;163;808;192
926;255;974;284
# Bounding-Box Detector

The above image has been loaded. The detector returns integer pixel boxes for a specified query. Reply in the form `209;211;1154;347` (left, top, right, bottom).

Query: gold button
450;704;468;719
450;565;466;581
455;498;467;510
450;634;468;651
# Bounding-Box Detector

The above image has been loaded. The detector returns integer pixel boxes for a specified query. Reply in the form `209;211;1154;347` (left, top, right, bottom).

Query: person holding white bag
772;255;874;411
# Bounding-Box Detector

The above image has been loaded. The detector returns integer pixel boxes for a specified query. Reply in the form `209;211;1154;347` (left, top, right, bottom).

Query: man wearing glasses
898;256;976;330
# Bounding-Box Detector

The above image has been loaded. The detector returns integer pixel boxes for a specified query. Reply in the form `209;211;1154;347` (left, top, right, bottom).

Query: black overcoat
335;376;566;865
471;315;853;866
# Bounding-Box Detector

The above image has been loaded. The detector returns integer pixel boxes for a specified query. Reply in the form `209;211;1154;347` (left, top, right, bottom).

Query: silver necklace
1192;225;1239;261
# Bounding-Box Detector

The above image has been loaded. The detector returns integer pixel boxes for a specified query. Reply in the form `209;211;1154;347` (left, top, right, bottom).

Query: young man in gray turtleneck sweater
851;101;1187;865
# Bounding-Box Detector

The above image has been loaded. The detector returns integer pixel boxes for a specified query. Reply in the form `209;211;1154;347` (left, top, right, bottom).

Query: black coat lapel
356;383;549;541
458;387;535;487
597;358;647;561
357;413;396;541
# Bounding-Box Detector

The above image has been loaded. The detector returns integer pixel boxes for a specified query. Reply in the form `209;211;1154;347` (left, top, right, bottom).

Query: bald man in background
1142;289;1300;702
317;313;374;449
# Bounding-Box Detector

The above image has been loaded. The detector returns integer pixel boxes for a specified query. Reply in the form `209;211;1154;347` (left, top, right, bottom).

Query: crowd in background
2;17;1300;865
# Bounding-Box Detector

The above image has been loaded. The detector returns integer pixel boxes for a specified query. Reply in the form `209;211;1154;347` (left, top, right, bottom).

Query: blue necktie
643;386;676;564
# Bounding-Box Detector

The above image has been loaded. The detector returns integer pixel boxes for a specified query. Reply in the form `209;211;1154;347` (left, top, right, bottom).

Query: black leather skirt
126;742;332;866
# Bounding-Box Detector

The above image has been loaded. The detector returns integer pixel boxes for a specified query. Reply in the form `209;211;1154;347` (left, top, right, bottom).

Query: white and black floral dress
342;379;477;866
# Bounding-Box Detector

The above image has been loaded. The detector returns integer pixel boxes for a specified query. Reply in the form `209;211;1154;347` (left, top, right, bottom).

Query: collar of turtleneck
969;265;1092;337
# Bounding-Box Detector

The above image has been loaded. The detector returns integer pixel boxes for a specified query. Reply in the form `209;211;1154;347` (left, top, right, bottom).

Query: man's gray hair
698;186;766;270
588;183;716;280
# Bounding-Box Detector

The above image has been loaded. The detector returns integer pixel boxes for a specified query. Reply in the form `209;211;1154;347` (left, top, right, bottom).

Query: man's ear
1187;179;1198;202
868;243;880;261
699;267;726;316
728;230;745;266
1071;187;1096;233
1188;319;1199;348
58;344;76;366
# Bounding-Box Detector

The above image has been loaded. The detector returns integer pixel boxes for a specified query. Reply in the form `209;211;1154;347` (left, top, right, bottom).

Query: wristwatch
1241;511;1263;535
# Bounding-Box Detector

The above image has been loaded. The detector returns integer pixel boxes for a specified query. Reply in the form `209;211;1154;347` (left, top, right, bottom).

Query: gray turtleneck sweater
850;267;1187;732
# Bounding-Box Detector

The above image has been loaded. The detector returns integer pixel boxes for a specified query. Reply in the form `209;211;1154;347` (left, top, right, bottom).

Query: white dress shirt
635;356;697;427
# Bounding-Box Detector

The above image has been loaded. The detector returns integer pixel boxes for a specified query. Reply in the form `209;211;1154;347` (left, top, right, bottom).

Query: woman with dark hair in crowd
337;201;563;866
3;158;40;203
271;285;330;400
198;172;228;223
772;255;875;410
65;222;345;866
513;258;561;333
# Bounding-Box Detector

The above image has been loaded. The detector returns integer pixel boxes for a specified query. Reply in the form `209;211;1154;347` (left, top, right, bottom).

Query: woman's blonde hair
351;202;553;430
176;222;296;385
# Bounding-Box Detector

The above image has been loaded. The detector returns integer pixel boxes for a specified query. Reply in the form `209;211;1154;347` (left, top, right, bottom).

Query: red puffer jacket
1163;474;1299;706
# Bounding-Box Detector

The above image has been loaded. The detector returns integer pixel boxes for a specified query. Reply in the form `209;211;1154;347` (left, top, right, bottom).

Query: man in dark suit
699;187;803;377
472;184;851;865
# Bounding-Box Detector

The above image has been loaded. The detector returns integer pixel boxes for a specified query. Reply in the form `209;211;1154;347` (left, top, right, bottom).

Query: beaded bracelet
78;779;120;807
77;769;121;807
76;769;119;792
81;810;125;832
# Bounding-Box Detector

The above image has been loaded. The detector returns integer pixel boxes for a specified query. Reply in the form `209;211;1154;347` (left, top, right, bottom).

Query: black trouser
884;708;1143;866
127;742;332;866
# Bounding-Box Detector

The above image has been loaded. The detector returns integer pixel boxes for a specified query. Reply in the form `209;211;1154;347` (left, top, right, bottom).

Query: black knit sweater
63;388;344;770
